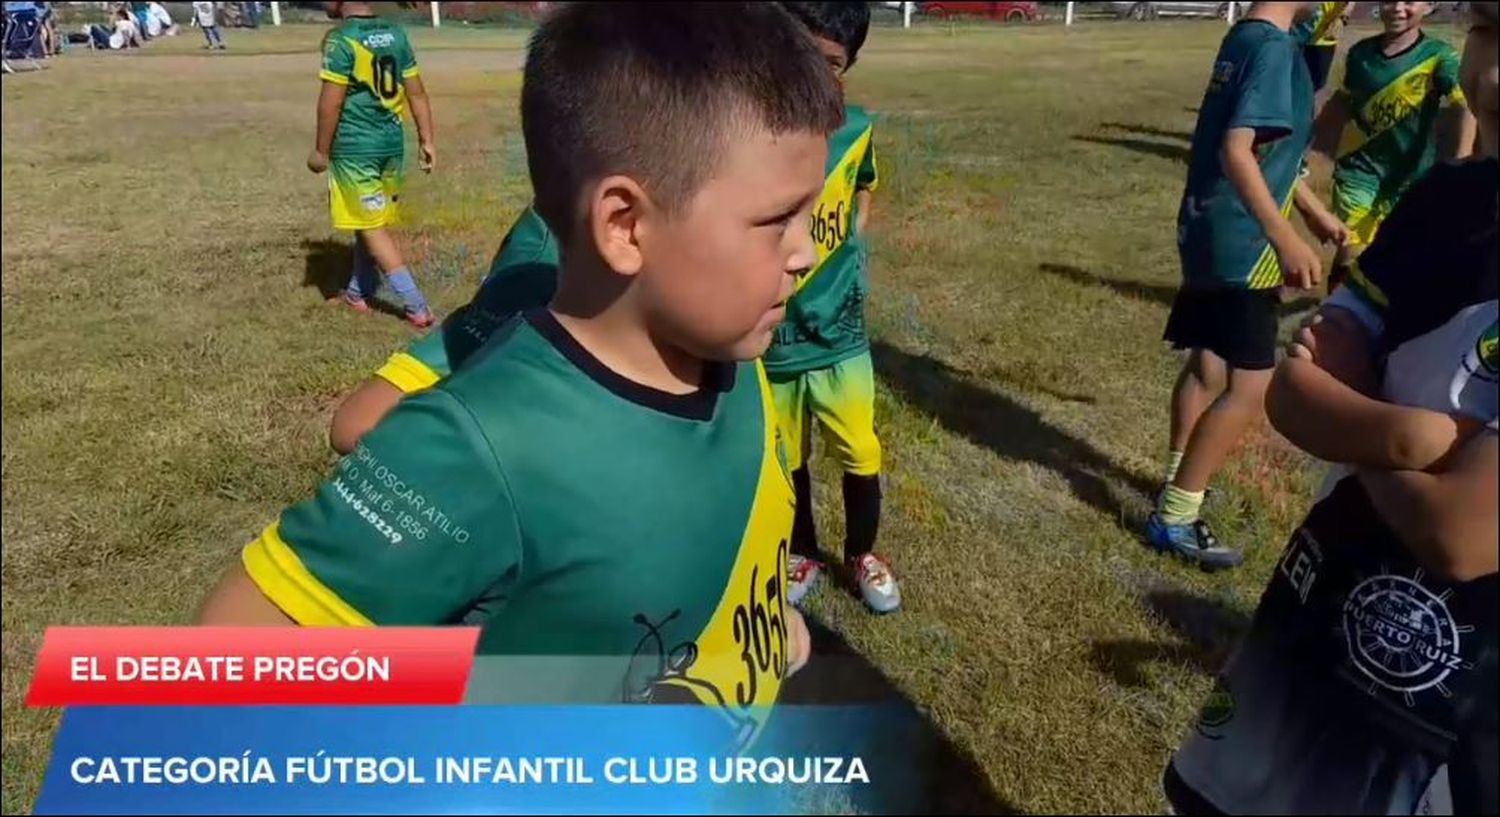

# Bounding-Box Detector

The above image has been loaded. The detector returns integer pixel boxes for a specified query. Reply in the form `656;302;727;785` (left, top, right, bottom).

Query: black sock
842;472;882;562
1329;262;1353;293
791;467;818;558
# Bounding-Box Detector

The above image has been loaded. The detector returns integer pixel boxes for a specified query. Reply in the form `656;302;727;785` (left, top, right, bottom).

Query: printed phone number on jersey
333;445;473;546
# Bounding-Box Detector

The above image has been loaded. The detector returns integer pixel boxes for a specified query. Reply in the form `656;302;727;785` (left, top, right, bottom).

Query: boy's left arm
1436;54;1475;161
854;135;878;236
401;38;435;172
1293;182;1350;248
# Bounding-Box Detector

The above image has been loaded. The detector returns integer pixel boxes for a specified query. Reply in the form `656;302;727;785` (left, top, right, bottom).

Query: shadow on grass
1074;135;1191;164
781;615;1020;815
301;238;405;318
1090;588;1253;688
1100;122;1194;144
1040;262;1177;307
1040;262;1327;319
871;341;1154;523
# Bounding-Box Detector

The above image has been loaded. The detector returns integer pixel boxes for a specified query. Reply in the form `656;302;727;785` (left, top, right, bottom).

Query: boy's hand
1306;208;1351;248
1274;230;1322;290
786;606;810;677
306;149;329;174
419;142;436;174
1291;311;1377;395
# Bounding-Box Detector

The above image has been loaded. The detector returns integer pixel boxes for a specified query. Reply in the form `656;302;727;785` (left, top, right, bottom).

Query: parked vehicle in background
1108;2;1248;20
919;1;1039;22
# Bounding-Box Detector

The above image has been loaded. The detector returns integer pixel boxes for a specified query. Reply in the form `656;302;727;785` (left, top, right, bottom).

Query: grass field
0;17;1449;814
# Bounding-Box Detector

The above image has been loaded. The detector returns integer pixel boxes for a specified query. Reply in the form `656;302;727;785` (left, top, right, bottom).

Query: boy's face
636;127;827;362
1461;8;1498;156
1380;2;1431;35
812;35;851;94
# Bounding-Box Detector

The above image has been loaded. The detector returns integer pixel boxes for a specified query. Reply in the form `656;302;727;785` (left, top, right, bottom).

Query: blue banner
36;706;931;815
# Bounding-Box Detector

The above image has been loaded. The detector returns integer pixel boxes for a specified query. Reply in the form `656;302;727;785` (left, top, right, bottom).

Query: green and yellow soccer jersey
763;104;878;377
1179;20;1314;290
376;207;559;393
1333;34;1464;201
1294;1;1350;48
243;310;796;739
320;16;419;159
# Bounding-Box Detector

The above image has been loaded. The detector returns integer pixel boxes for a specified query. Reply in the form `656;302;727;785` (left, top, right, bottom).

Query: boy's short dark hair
521;2;845;244
778;2;871;69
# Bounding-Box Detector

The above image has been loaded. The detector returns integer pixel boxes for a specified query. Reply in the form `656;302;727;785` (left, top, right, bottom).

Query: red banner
24;627;479;706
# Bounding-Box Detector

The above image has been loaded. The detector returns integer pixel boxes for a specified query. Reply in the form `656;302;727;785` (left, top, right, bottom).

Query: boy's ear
587;175;649;278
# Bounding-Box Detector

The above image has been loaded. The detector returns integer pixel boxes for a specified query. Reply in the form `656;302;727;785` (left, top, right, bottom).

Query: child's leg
359;228;429;318
768;373;816;557
201;24;214;47
1151;287;1277;569
1167;348;1227;484
344;238;380;305
1168;363;1274;500
211;25;224;48
809;352;897;613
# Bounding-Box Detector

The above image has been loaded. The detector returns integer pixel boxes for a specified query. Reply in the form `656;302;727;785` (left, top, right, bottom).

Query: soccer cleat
1144;513;1243;572
786;554;822;607
405;309;436;330
334;293;371;314
851;553;901;614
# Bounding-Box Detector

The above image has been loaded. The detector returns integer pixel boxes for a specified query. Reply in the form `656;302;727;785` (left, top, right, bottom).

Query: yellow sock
1164;450;1184;483
1158;483;1205;525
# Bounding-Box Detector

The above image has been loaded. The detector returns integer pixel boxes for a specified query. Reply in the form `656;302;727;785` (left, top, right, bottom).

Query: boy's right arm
1222;38;1321;288
201;389;521;627
1221;128;1321;289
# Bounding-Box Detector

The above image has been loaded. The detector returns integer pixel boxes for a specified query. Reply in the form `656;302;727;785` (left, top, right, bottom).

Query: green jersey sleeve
1230;39;1295;140
319;32;354;86
399;27;419;79
856;135;878;192
243;388;521;625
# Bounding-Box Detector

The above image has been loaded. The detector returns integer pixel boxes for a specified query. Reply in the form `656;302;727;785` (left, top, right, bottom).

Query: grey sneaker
852;553;901;614
786;554;822;607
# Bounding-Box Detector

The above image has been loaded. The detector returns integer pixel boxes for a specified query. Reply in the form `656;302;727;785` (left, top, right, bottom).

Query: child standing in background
307;0;436;328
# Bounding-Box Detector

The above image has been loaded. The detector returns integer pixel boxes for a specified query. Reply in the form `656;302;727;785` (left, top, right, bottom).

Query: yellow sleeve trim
402;66;421;79
242;524;373;626
375;351;442;395
319;70;351;86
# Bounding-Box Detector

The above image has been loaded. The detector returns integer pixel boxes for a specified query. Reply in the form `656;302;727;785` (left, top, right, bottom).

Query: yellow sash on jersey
653;362;796;749
797;126;873;293
1310;2;1349;47
1337;55;1452;160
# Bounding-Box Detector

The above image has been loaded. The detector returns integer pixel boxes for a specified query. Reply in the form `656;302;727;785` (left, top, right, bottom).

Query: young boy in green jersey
1313;0;1476;290
328;205;558;454
1148;1;1352;570
200;2;843;739
766;2;897;615
308;1;437;329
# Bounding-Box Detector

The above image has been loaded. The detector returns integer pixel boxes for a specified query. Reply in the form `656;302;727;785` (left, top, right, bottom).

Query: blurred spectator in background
145;0;175;36
112;6;142;47
192;1;224;49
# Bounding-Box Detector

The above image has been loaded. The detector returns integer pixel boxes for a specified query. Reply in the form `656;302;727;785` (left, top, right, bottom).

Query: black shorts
1163;286;1278;371
1303;44;1337;93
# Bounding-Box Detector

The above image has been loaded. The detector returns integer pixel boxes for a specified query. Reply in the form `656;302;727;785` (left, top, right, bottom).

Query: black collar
525;309;732;422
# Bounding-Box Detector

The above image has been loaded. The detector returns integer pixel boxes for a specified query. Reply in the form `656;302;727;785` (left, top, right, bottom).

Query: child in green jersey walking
1313;0;1476;290
201;2;843;742
308;1;437;329
767;2;898;615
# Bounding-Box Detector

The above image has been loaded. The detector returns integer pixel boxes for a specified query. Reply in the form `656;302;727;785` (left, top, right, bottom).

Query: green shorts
329;154;404;231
